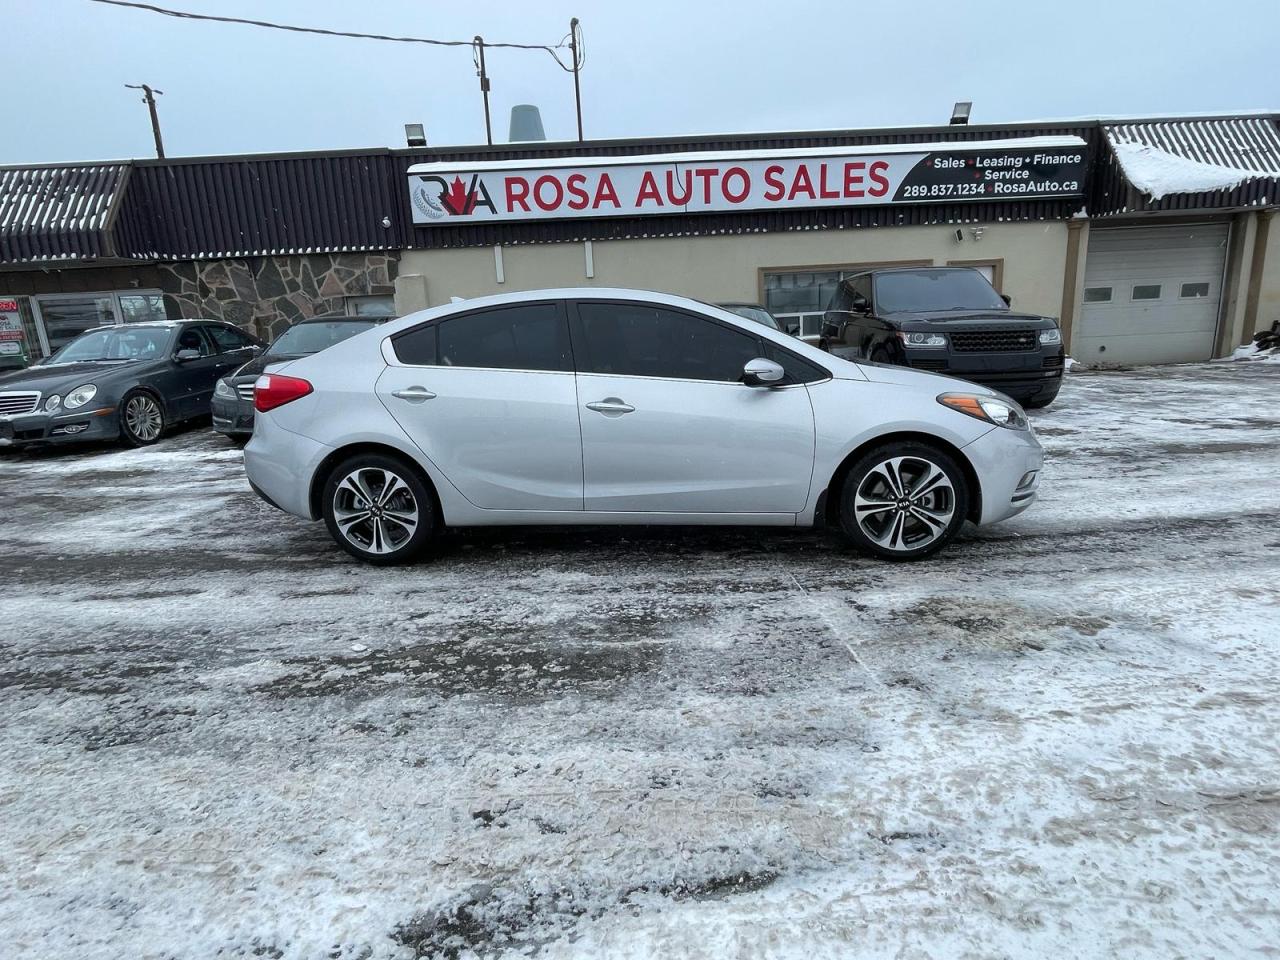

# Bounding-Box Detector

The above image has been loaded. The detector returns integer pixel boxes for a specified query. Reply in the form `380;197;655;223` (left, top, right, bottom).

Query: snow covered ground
2;362;1278;959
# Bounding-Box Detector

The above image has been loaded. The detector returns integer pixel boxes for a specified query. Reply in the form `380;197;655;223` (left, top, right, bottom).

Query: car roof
852;266;977;277
293;314;396;324
716;301;769;309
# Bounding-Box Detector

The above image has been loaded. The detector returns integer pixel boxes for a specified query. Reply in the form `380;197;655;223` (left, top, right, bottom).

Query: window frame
1130;284;1163;302
1083;286;1113;304
388;299;574;374
1178;282;1211;300
568;298;829;388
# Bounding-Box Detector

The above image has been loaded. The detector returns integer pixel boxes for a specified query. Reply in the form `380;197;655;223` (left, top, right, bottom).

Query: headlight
937;392;1028;430
1039;328;1062;345
63;384;98;409
44;395;61;412
215;379;234;398
899;331;947;348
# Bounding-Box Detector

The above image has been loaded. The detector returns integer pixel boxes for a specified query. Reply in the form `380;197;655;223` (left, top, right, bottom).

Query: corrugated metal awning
0;163;132;264
1095;117;1280;212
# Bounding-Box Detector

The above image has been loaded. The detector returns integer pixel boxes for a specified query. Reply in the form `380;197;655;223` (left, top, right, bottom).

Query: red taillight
254;374;313;412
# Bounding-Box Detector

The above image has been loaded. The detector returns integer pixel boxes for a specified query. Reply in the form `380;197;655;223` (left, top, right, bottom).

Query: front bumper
211;392;255;436
961;423;1045;526
0;406;120;447
907;348;1063;402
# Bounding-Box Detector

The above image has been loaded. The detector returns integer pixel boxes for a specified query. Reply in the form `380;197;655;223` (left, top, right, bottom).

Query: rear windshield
874;269;1007;313
268;319;379;356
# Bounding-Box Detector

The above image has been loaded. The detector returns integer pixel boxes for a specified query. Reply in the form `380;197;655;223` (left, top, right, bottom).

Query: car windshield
874;269;1007;313
44;326;170;364
721;305;782;330
267;319;379;357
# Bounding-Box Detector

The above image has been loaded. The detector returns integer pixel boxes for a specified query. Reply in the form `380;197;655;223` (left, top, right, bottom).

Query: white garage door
1077;223;1229;365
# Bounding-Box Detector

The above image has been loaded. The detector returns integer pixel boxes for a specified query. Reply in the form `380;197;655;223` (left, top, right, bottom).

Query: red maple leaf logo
440;176;476;215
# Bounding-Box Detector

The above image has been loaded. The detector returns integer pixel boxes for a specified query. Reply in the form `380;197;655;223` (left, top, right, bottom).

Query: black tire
869;347;893;365
119;390;165;447
321;453;436;565
837;441;969;561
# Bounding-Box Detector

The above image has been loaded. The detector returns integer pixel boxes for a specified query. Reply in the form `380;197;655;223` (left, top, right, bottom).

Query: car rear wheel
837;442;969;561
321;454;435;565
119;391;165;447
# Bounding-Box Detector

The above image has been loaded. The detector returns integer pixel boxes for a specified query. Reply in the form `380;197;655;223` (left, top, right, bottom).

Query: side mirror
174;348;200;362
852;295;871;313
742;357;785;387
1000;293;1012;307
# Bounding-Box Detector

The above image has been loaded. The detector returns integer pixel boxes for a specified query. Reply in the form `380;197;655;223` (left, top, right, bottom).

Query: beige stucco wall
396;221;1071;321
1253;211;1280;336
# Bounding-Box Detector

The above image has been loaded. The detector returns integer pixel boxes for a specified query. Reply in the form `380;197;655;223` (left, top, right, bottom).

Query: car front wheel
119;391;165;447
321;454;435;565
837;442;969;561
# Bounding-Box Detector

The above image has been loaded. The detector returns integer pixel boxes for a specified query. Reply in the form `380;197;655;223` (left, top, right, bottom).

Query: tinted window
760;341;828;384
874;269;1007;313
269;319;379;357
393;303;570;372
1132;284;1161;301
719;304;781;330
1180;282;1210;299
575;302;763;382
204;324;257;353
1083;287;1112;303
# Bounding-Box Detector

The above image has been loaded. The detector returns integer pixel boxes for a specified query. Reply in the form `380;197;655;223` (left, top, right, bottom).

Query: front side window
874;269;1007;313
175;326;213;357
204;324;257;353
574;302;763;383
391;303;571;372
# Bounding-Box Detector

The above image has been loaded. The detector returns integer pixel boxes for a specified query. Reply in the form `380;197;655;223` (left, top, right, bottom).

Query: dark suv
819;267;1064;408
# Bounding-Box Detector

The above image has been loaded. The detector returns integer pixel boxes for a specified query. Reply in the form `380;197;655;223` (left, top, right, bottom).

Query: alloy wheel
332;467;420;555
124;395;163;442
853;455;956;553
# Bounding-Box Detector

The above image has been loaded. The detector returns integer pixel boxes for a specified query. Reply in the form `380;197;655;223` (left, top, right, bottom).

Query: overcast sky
4;0;1276;164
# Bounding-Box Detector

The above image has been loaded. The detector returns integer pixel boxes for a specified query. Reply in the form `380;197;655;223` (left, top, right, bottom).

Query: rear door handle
585;398;635;415
392;386;437;403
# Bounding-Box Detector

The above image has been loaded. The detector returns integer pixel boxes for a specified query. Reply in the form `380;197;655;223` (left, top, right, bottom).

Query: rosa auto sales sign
408;136;1087;225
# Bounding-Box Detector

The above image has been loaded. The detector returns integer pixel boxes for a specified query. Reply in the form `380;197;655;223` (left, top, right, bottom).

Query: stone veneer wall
158;252;398;339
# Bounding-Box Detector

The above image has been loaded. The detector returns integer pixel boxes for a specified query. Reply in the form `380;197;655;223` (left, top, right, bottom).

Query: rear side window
574;302;761;382
392;303;571;372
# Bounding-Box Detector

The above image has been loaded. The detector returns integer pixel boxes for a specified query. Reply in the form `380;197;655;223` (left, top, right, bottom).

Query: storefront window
36;295;116;355
32;289;169;357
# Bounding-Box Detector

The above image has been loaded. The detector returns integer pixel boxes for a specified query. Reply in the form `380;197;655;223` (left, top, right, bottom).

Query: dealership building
1;111;1277;368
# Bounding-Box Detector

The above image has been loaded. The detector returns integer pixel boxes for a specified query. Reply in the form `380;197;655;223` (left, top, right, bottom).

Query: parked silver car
244;289;1043;564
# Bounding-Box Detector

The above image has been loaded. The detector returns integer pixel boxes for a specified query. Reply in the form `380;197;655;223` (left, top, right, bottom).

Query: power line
88;0;575;67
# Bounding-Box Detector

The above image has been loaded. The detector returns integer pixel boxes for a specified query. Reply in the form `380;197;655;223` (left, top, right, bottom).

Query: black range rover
819;267;1065;408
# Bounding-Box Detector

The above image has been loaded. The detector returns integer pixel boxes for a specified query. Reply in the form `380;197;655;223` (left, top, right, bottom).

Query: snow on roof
1110;140;1270;200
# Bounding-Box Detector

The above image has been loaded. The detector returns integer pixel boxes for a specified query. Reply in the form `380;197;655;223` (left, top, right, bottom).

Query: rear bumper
0;406;120;447
243;412;332;520
962;424;1045;526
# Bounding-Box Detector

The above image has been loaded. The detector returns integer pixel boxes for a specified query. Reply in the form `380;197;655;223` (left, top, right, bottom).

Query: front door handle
392;386;437;403
585;397;635;415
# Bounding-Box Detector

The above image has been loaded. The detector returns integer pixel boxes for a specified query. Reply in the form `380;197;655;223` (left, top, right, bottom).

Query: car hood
0;361;133;394
226;353;303;381
856;360;1001;397
886;309;1052;326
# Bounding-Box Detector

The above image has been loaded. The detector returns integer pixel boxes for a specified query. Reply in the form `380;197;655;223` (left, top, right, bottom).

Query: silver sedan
244;288;1043;564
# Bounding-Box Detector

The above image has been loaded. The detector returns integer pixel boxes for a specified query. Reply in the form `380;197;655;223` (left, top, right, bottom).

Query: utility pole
568;18;584;141
125;83;165;158
474;37;493;146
